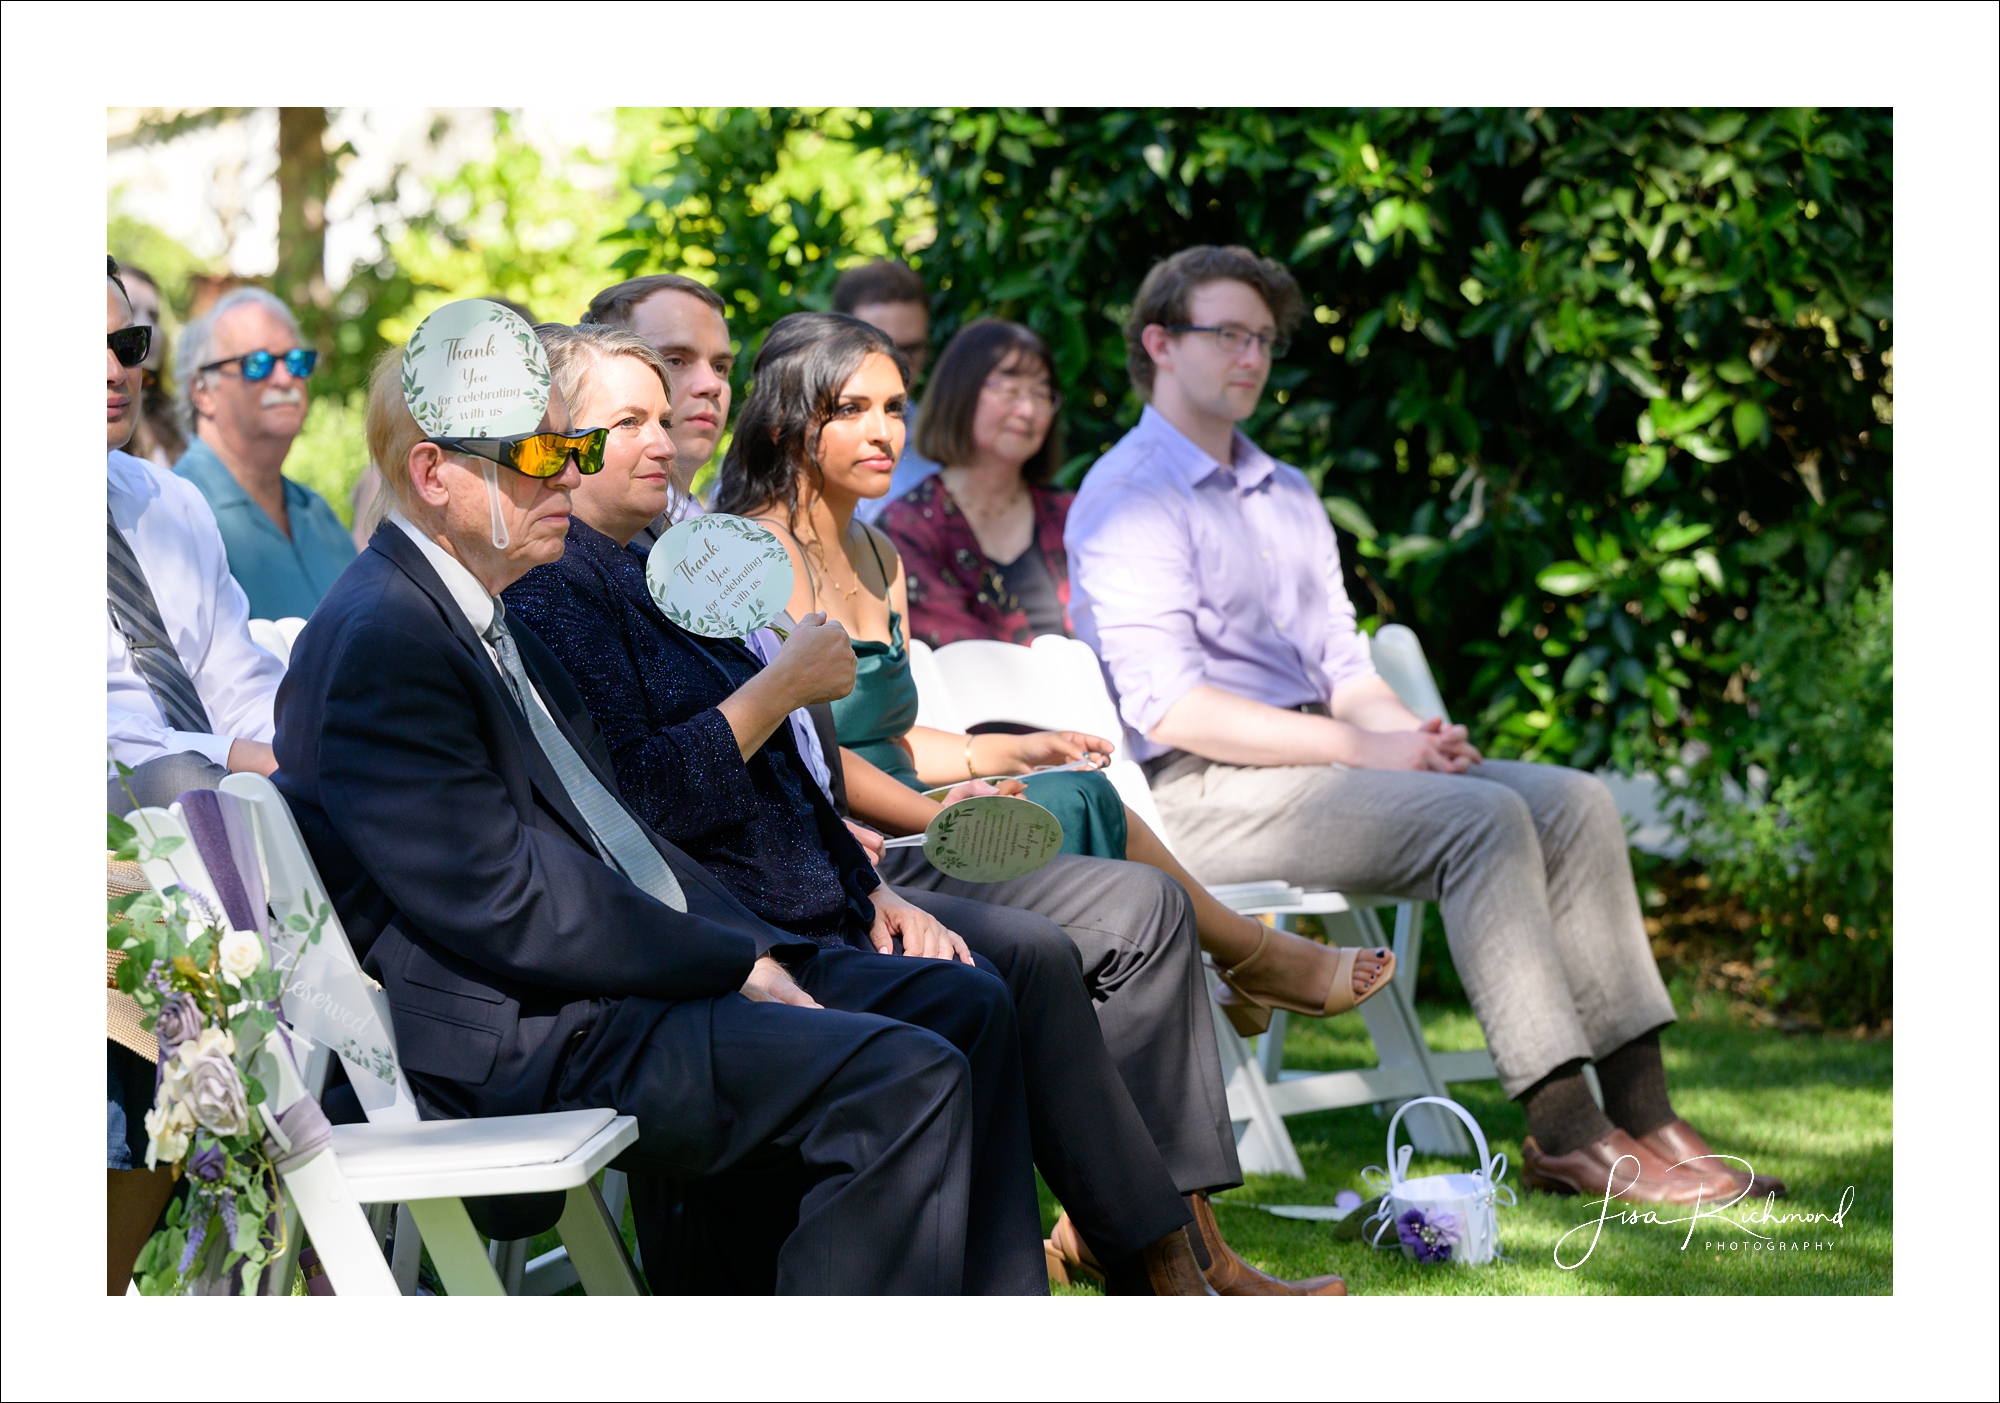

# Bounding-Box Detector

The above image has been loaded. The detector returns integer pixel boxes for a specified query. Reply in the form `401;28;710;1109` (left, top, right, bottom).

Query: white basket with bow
1361;1096;1517;1265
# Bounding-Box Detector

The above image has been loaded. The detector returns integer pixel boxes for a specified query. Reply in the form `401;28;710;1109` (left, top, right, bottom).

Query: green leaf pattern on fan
400;299;550;439
921;795;1064;882
647;513;796;639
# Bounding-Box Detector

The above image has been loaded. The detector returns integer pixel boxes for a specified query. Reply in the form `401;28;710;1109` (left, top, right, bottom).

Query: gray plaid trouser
1149;758;1677;1097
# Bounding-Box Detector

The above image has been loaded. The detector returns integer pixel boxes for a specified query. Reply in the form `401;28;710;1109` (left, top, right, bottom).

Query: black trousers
887;888;1194;1262
881;850;1242;1199
649;897;1195;1287
560;983;975;1294
595;948;1044;1294
795;947;1044;1293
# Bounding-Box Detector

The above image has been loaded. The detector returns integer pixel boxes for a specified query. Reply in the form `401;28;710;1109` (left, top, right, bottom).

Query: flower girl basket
1362;1096;1516;1265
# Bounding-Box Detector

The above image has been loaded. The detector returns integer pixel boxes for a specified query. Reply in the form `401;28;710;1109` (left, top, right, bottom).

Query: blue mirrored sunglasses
199;347;318;381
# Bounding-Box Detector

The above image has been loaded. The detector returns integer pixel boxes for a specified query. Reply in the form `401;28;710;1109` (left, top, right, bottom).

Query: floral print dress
878;476;1075;649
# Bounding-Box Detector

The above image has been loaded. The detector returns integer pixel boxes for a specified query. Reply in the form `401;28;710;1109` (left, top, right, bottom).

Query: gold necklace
822;565;863;602
803;526;863;602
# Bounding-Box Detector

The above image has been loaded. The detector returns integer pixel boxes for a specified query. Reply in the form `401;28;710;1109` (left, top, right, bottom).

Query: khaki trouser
1150;757;1677;1097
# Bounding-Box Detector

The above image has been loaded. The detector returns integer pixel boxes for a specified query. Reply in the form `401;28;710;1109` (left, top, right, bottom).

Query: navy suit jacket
273;522;815;1118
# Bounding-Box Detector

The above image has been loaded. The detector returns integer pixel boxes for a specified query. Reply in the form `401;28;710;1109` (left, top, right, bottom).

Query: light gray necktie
483;598;687;911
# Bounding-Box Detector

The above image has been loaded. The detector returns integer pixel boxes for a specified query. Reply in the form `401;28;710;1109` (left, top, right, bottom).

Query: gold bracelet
964;736;979;780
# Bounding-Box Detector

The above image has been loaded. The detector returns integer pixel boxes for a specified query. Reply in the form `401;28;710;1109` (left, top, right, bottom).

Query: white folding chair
246;618;291;667
246;616;307;668
127;776;646;1295
913;630;1500;1173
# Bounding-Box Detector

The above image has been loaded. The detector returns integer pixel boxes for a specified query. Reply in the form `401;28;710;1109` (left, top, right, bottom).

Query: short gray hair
177;287;303;434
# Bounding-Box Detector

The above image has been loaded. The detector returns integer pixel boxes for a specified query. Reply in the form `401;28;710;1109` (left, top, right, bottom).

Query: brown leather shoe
1187;1193;1347;1295
1104;1226;1217;1296
1521;1129;1716;1205
1044;1212;1104;1286
1638;1118;1788;1200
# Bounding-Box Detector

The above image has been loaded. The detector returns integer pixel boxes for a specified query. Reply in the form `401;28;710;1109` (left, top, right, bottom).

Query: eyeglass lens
984;376;1058;408
510;431;608;478
237;348;318;380
108;326;152;368
1216;326;1287;358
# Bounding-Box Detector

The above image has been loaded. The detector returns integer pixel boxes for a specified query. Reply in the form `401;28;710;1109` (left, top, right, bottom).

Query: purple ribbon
177;789;268;939
269;1095;333;1175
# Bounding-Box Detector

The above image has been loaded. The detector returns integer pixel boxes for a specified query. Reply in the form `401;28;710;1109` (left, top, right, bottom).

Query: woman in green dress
714;312;1392;1031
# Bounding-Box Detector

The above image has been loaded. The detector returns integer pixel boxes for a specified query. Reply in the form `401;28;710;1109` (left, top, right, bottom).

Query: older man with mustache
173;288;356;620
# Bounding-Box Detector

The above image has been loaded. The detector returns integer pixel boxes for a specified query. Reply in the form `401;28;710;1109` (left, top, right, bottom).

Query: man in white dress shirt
106;259;285;815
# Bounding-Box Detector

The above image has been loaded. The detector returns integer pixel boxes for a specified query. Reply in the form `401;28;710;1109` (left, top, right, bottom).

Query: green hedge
855;108;1891;772
1673;572;1892;1024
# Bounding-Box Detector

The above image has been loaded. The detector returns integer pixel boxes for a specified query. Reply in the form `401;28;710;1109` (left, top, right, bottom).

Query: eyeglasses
198;348;319;381
1164;324;1290;360
108;326;152;368
982;376;1061;411
427;428;610;479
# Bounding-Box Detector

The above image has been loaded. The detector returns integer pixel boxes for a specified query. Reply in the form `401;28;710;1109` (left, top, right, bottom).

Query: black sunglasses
199;348;318;381
426;427;610;479
109;326;152;369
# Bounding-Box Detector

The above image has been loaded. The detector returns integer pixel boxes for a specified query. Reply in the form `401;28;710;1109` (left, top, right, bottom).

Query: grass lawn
499;1001;1887;1297
1043;1002;1892;1295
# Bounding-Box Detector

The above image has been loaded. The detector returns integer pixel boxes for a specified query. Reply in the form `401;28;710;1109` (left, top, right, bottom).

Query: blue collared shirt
173;439;358;621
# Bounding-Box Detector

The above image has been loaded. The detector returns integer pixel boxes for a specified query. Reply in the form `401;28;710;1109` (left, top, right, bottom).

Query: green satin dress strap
832;608;924;788
828;522;1128;859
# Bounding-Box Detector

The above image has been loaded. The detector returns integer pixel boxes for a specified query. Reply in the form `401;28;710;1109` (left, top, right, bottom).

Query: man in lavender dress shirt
1065;246;1771;1206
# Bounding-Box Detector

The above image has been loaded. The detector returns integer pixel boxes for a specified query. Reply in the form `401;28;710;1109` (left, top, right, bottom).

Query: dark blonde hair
581;273;726;327
832;260;925;314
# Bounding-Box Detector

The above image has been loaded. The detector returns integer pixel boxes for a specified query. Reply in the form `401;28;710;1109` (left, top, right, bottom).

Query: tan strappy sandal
1213;929;1397;1037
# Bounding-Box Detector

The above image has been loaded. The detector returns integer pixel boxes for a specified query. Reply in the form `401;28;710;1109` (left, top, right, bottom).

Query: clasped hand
1353;715;1484;773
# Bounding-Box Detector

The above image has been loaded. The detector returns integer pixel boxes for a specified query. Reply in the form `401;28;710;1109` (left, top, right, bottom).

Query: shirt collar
107;448;151;495
177;439;306;507
389;511;495;635
1136;404;1279;490
176;439;246;501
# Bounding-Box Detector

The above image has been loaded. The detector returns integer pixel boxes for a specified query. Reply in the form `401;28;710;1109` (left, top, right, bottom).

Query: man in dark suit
273;315;1044;1293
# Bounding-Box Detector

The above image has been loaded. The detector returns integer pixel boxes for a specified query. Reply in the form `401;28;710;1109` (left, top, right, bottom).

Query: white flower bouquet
108;785;334;1295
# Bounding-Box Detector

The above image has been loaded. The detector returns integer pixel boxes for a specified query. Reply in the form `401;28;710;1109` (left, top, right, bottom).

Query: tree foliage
854;107;1891;782
604;108;928;347
1676;571;1892;1024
